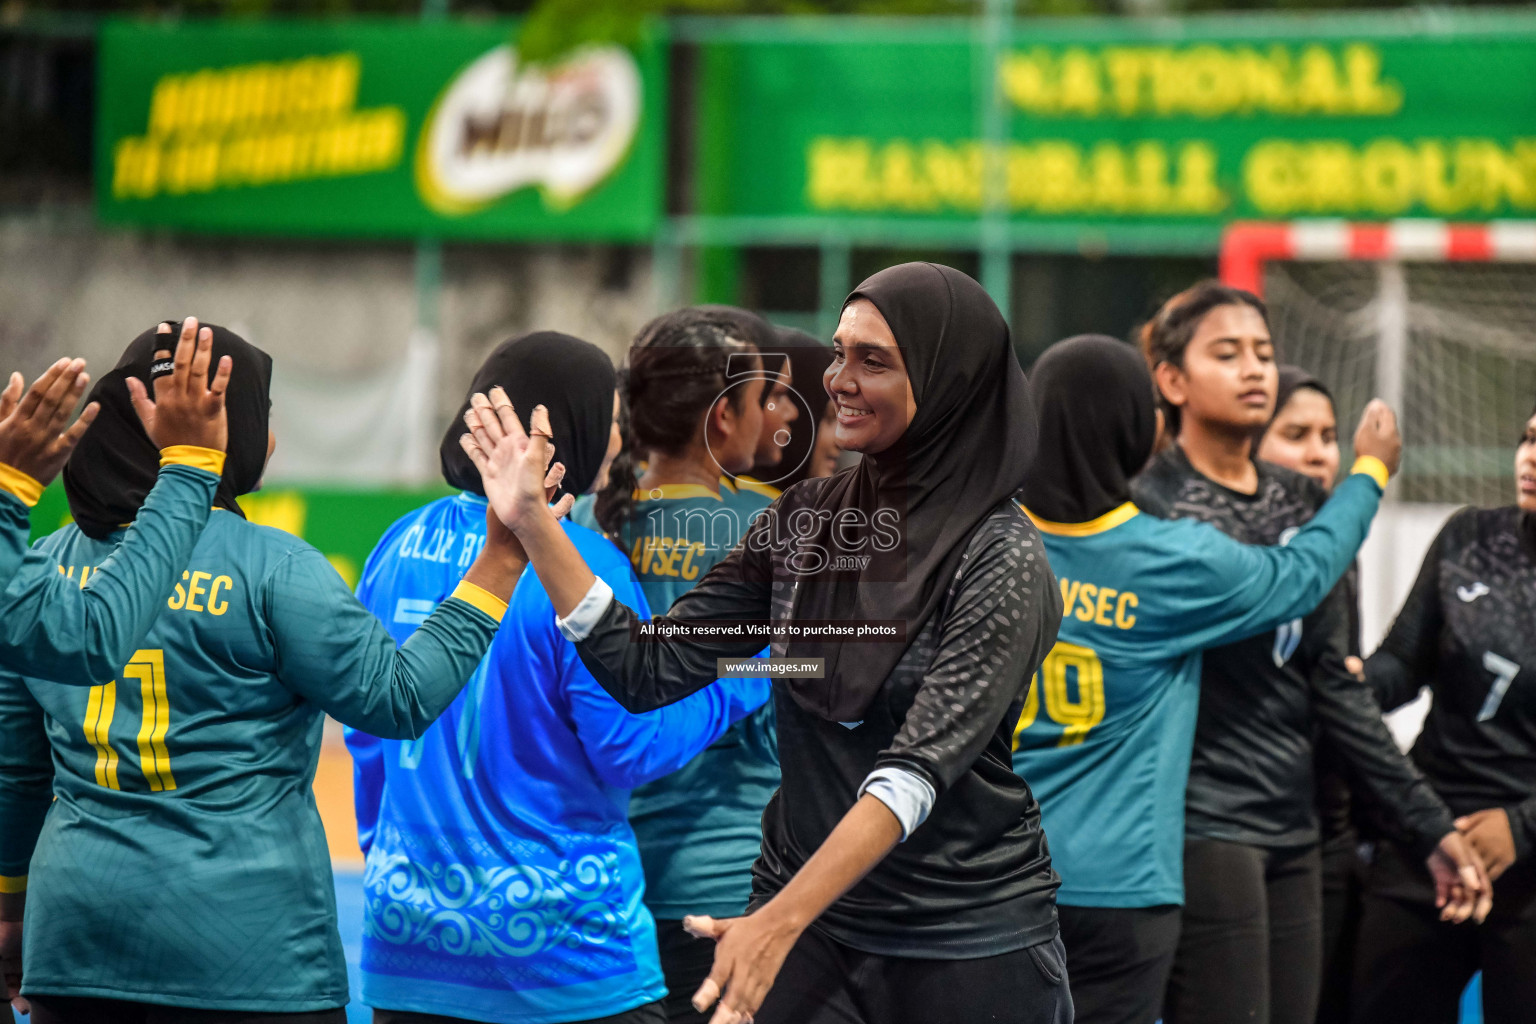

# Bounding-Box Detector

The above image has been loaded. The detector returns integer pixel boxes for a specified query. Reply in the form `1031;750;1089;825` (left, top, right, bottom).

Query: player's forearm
0;491;30;589
584;677;772;789
518;510;597;618
753;794;902;935
0;460;219;684
1364;648;1424;713
1313;661;1454;853
1266;471;1381;612
460;539;527;605
362;596;503;739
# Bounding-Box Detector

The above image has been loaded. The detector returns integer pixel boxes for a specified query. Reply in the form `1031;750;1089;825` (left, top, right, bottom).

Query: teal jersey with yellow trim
0;464;218;683
612;483;780;919
608;483;768;615
1011;472;1382;908
0;510;500;1012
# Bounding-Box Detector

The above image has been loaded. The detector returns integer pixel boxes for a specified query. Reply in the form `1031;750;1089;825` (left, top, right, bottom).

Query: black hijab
439;331;617;499
65;321;273;541
743;327;836;490
1268;365;1333;434
1019;335;1157;524
783;263;1037;722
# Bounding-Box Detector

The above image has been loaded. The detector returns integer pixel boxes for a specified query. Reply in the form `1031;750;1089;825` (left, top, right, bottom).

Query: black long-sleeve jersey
1366;506;1536;862
1315;563;1364;855
573;491;1064;957
1131;447;1453;853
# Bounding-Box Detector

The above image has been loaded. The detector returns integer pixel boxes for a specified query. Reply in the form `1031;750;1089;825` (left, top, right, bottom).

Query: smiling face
1259;386;1340;492
825;299;916;456
1155;303;1277;435
754;362;800;466
1517;412;1536;512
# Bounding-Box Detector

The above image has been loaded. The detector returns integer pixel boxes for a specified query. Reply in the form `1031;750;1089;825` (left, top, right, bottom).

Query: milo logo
416;44;641;215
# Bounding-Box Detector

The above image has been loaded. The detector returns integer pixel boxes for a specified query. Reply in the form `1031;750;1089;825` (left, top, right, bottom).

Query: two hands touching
460;386;815;1024
0;317;233;492
1338;400;1495;927
1427;830;1493;925
459;386;574;553
457;387;574;597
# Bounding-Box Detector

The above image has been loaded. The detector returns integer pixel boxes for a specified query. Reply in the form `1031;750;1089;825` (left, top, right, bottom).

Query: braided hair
593;308;762;539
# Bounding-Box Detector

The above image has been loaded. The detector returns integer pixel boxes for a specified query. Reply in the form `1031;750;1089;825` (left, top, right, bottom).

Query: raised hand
1426;829;1493;924
1352;398;1403;478
0;357;99;487
458;387;574;532
126;318;233;453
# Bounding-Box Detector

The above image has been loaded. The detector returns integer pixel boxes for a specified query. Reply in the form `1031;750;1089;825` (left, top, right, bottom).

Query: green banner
697;12;1536;235
96;19;666;240
31;485;451;591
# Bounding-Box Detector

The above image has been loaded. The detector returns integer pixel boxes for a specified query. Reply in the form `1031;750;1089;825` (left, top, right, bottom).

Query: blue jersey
347;493;770;1024
573;484;778;919
1012;471;1382;908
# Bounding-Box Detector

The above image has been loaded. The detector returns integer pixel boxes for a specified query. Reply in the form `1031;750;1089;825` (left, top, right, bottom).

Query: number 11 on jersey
81;649;177;792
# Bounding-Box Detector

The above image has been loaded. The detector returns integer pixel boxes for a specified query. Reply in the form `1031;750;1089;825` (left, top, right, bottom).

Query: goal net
1222;222;1536;741
1262;257;1536;508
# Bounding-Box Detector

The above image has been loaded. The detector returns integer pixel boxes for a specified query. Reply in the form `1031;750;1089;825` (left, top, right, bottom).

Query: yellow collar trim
734;476;782;499
1022;501;1140;537
632;484;722;502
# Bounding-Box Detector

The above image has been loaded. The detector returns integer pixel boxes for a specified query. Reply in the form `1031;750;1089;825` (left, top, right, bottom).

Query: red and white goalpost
1219;218;1536;502
1219;219;1536;741
1220;219;1536;299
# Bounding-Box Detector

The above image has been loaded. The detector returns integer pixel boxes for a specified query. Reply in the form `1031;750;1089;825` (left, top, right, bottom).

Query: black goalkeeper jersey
1132;447;1452;852
1315;562;1365;855
572;488;1064;958
1366;506;1536;862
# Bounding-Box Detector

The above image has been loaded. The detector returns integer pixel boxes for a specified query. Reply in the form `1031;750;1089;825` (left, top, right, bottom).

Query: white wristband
555;577;615;641
858;766;937;842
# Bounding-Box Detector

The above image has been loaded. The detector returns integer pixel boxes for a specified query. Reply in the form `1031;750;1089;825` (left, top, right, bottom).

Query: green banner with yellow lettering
697;11;1536;238
96;19;666;240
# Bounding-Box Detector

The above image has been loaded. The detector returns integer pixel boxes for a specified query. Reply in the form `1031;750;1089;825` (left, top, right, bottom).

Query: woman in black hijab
462;263;1069;1024
1009;336;1458;1024
440;331;620;502
64;321;273;537
1019;334;1158;524
2;322;530;1024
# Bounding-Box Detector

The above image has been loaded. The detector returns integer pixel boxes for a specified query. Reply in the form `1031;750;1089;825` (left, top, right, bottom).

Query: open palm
459;387;573;536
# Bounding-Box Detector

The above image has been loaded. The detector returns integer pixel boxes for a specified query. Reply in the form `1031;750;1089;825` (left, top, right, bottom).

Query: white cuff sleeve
555;577;615;641
858;766;937;842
